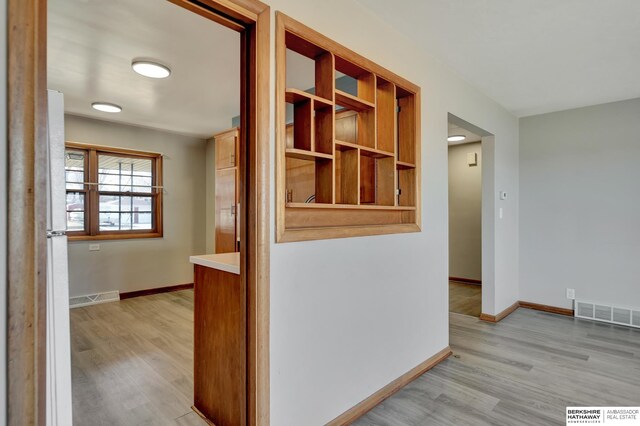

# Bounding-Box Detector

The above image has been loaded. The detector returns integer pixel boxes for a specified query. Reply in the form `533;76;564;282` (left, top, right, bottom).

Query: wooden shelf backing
376;78;396;153
397;167;416;207
335;148;359;205
314;106;334;156
334;106;375;149
376;156;396;206
292;99;312;151
335;89;374;111
285;155;333;204
285;88;332;109
397;93;416;165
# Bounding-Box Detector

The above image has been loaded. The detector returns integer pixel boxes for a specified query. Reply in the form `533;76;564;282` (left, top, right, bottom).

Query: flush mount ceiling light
132;60;171;79
447;135;466;142
91;102;122;113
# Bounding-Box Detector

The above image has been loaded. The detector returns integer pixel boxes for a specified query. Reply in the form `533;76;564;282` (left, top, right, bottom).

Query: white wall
267;2;520;424
1;0;8;422
65;115;207;297
448;142;482;281
520;98;640;309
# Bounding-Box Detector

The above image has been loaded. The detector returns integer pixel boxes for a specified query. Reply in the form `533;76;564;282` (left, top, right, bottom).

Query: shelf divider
335;90;375;111
285;148;332;161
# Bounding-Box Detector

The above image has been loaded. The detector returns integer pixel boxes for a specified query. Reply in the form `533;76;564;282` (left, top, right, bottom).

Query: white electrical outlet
89;244;100;251
566;288;575;300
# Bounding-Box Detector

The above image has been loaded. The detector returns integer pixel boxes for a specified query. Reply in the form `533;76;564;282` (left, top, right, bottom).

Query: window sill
68;232;163;242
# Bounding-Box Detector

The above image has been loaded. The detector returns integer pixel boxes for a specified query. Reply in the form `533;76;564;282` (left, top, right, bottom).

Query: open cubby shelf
277;13;421;242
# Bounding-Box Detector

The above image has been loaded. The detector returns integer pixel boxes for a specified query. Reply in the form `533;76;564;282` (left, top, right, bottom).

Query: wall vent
69;291;120;308
575;300;640;329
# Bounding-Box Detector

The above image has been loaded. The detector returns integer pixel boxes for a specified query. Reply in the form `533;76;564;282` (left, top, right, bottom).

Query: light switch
467;152;477;166
89;244;100;251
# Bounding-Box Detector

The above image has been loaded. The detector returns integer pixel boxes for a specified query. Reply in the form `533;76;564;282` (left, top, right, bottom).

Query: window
65;143;163;240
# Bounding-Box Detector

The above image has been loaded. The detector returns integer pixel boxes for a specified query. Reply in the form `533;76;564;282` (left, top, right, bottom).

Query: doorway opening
447;114;493;318
6;0;269;424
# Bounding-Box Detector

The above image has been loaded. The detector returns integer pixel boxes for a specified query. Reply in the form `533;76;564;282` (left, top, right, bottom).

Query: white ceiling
48;0;240;138
448;123;481;146
357;0;640;117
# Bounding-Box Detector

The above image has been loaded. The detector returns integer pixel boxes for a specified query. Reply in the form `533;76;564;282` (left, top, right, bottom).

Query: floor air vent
69;291;120;308
575;300;640;329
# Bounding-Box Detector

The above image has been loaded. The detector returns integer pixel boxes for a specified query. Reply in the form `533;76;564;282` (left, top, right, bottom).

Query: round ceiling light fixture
91;102;122;113
447;135;466;142
132;60;171;79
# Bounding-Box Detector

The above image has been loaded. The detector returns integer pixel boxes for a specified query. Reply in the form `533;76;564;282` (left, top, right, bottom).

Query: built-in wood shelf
285;148;333;161
285;88;333;109
286;202;416;211
396;161;416;169
335;89;375;111
335;140;394;158
277;13;421;242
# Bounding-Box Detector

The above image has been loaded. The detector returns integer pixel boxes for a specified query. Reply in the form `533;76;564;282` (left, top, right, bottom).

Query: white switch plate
89;244;100;251
566;288;575;299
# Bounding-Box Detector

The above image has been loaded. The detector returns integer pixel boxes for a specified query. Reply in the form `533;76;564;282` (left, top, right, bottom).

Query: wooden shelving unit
277;12;421;242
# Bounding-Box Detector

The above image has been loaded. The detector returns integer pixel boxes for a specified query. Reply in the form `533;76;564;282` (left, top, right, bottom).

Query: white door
46;89;73;426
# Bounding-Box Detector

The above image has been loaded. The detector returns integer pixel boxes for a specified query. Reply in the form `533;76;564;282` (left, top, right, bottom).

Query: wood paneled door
214;128;240;253
215;167;238;253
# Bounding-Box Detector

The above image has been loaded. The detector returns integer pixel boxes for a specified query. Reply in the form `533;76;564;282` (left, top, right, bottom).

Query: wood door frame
6;0;271;424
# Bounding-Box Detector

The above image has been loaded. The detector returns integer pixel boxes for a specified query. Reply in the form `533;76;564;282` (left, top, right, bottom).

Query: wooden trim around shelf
279;223;421;243
519;301;574;317
276;13;422;243
449;277;481;285
119;283;194;300
480;301;520;323
326;347;452;426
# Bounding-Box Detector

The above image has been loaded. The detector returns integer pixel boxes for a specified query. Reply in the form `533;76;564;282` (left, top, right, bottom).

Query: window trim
65;142;164;241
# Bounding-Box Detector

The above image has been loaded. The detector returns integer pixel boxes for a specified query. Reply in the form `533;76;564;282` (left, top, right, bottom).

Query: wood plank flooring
354;308;640;425
72;290;640;425
70;290;206;426
449;281;481;317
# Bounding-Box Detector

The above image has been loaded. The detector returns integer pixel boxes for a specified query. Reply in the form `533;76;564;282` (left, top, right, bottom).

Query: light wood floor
70;290;206;425
72;291;640;425
354;308;640;425
449;281;481;317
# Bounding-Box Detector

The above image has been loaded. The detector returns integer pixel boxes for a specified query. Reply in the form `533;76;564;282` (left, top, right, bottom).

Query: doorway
447;114;493;318
6;0;269;424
